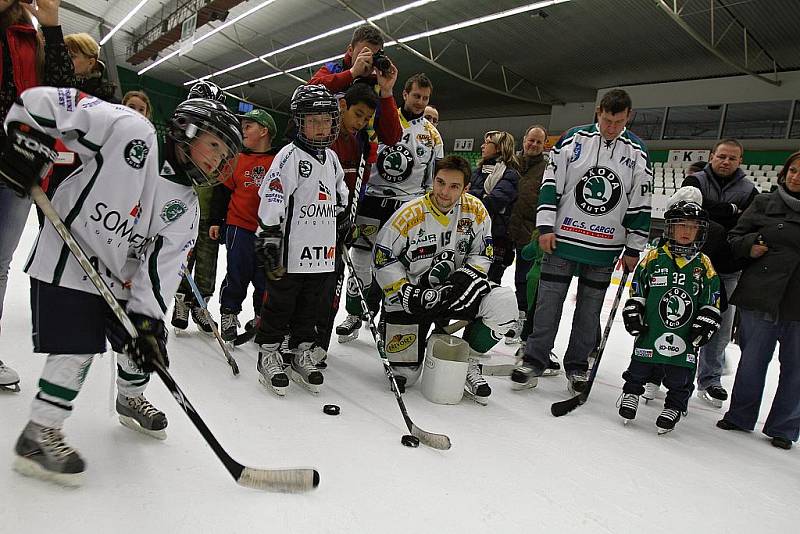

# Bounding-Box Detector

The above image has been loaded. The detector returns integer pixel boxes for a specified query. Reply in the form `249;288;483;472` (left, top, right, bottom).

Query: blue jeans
723;309;800;442
219;225;265;316
697;272;739;389
522;253;613;374
0;183;32;321
513;246;533;312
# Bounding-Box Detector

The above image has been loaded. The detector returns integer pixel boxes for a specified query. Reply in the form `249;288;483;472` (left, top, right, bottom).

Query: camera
372;49;392;75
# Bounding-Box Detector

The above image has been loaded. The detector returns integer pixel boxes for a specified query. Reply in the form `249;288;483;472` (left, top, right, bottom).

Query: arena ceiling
58;0;800;119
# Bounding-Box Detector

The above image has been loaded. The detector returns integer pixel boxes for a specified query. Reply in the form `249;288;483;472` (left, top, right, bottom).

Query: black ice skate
14;421;85;487
566;370;590;395
656;408;682;435
511;363;541;390
220;308;239;343
617;393;639;424
697;385;727;408
464;358;491;405
0;359;20;392
290;344;324;394
171;293;190;333
191;306;216;336
336;314;362;343
116;393;168;440
257;344;289;396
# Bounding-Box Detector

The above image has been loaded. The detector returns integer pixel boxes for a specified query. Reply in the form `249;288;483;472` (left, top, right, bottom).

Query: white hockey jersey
365;112;443;200
257;143;347;273
373;192;492;312
7;87;199;320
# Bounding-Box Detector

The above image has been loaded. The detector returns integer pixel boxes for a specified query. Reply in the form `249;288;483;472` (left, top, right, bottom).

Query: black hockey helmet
168;98;243;187
290;84;340;150
188;80;226;104
663;200;709;257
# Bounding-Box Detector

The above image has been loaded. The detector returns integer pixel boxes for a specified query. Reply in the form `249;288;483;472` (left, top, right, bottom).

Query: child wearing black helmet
617;187;722;434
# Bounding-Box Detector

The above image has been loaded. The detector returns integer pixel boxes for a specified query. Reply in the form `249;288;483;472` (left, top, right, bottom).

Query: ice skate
171;293;189;334
336;314;361;343
543;352;562;377
13;421;85;487
191;306;216;336
464;358;491;405
504;311;525;345
643;382;660;403
0;359;21;392
617;393;639;424
309;345;328;370
257;344;289;396
220;308;239;344
656;408;681;435
290;343;324;394
116;393;168;440
511;363;541;390
696;385;727;408
567;370;590;395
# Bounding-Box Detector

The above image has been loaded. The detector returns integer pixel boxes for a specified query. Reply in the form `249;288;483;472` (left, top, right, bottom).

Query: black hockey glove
255;226;285;280
446;265;492;312
690;305;722;347
123;314;169;373
399;283;451;315
622;298;647;336
336;211;352;247
0;122;58;196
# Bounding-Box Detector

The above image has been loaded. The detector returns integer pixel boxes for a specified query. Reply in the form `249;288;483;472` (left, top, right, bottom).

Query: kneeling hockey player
372;155;517;404
0;87;242;485
618;194;721;434
253;85;347;395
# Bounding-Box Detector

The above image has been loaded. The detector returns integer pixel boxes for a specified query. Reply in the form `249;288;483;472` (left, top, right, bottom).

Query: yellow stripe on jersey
383;278;407;296
460;193;488;225
391;199;426;237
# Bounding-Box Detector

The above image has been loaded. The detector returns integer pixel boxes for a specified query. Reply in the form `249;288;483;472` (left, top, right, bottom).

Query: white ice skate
0;360;21;392
257;345;289;397
696;386;727;408
336;314;362;343
643;382;660;403
464;358;491;405
116;394;168;440
504;311;525;345
290;344;324;394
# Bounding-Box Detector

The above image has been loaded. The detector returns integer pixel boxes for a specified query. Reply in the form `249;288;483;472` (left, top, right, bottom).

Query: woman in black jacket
717;151;800;450
468;130;520;284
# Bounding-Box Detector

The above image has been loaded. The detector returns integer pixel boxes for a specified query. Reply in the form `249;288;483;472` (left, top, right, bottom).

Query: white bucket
421;334;469;405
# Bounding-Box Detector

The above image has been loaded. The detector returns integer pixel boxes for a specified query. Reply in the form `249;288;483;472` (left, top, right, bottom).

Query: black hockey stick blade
233;325;256;346
551;393;585;417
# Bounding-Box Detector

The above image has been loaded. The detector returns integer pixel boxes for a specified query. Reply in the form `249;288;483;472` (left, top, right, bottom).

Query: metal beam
60;0;137;38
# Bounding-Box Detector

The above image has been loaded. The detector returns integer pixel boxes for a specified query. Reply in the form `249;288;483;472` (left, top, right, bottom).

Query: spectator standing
122;90;152;120
424;105;439;126
63;32;116;102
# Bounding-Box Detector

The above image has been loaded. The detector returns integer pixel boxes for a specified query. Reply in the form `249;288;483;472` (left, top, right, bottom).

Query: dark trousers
219;225;265;317
622;360;695;412
177;219;219;304
513;246;533;312
255;272;328;348
315;254;344;351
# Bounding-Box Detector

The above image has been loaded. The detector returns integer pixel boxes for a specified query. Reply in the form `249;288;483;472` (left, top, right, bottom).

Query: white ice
1;210;797;534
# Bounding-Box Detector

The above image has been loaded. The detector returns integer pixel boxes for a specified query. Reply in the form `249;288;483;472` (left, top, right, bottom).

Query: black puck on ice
323;404;340;416
401;434;420;448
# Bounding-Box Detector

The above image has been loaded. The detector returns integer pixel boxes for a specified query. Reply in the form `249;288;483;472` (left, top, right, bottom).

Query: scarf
778;183;800;212
482;159;507;195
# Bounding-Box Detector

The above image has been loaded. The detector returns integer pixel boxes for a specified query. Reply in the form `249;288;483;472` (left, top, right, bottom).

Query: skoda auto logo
575;166;622;215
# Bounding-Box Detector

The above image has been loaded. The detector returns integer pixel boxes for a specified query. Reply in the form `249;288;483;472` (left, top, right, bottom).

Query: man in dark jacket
681;139;756;407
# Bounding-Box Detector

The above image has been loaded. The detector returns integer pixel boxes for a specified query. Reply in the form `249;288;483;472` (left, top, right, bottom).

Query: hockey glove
336;211;353;247
0;122;58;196
123;314;169;373
690;305;722;347
446;265;492;312
399;283;451;315
255;226;286;280
622;298;647;336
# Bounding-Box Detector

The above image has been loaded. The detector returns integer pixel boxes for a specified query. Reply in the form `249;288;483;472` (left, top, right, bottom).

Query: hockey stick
551;269;630;417
180;266;239;375
31;186;319;492
340;245;452;450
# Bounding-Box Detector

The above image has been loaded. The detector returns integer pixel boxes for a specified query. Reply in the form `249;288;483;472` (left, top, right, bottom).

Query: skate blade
173;327;187;336
657;427;674;435
542;368;561;377
622;418;633;425
642;395;655;402
118;415;167;440
13;456;84;487
258;374;288;397
504;336;521;345
464;389;489;406
289;370;322;395
697;392;723;408
337;331;359;344
511;378;538;391
0;383;21;393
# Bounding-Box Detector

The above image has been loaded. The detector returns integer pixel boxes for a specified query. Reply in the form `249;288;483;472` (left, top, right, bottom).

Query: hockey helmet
168;98;243;187
290;84;340;150
188;80;226;104
663;200;709;257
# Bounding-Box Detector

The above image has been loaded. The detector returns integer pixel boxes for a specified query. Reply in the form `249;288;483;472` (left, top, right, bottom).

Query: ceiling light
100;0;151;46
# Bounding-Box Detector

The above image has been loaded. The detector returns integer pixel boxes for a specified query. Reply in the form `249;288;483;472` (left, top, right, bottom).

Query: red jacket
222;151;276;232
0;24;39;92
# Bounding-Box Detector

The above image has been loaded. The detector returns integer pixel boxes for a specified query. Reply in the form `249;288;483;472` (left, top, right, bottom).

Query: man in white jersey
0;88;242;486
337;72;444;342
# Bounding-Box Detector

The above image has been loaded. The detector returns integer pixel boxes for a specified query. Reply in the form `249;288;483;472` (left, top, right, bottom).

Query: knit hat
667;186;702;209
238;108;277;139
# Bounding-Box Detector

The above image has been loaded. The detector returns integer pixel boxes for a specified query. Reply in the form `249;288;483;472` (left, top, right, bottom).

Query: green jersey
629;244;721;369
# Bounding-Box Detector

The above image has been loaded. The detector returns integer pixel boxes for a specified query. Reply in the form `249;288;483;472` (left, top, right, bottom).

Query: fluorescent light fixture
184;0;436;85
100;0;151;46
222;54;341;90
138;0;279;75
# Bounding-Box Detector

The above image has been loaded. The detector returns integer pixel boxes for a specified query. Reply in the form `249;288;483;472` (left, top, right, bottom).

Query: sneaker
257;344;289;396
544;352;561;376
643;382;660;402
504;311;526;345
14;421;85;486
291;344;324;393
171;293;190;330
770;436;792;450
567;370;590;395
617;393;639;422
697;385;728;408
336;314;362;343
511;363;542;390
656;408;681;434
116;393;168;440
465;358;491;404
220;308;239;342
191;306;215;335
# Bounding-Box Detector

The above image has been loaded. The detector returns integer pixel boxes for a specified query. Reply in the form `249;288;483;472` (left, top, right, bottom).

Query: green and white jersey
629;244;721;369
537;123;652;266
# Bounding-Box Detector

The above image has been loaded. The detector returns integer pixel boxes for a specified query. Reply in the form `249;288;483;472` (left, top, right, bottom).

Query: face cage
175;122;239;188
295;110;341;150
664;218;708;257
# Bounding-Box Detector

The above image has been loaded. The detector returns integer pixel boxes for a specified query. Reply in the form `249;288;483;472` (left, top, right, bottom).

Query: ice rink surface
1;211;797;533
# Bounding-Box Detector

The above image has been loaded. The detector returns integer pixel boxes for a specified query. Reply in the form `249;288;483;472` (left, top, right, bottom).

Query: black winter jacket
468;158;519;241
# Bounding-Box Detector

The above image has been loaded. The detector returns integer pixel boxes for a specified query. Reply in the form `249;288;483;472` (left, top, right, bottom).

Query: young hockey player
618;200;721;434
337;72;443;343
0;87;242;485
372;156;517;404
253;85;347;395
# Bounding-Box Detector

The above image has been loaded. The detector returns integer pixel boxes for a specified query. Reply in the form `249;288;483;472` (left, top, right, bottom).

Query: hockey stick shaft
181;266;239;375
551;269;630;417
31;186;318;491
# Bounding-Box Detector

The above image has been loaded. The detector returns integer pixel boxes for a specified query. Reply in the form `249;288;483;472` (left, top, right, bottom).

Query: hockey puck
323;404;340;416
401;434;420;448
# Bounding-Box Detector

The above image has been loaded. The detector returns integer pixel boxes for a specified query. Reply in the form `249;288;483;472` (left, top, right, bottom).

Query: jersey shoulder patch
390;198;427;237
699;253;717;278
460;193;488;224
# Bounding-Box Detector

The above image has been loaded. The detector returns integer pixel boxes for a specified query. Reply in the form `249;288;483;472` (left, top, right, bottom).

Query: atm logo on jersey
659;287;694;329
318;181;332;201
300;246;335;261
575;166;622;215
